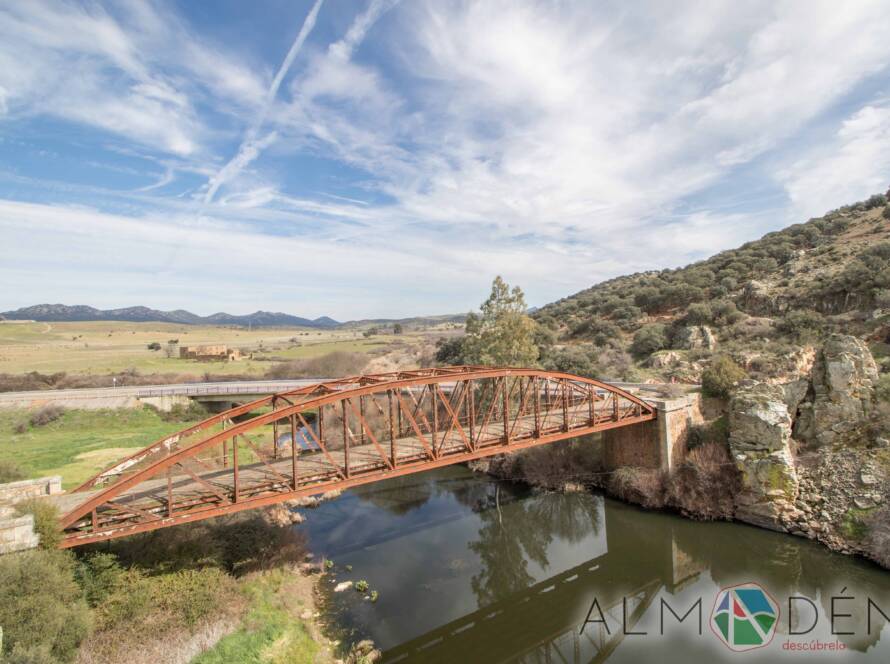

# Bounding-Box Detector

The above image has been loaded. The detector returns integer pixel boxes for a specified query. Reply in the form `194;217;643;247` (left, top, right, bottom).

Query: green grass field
0;320;418;376
0;407;206;488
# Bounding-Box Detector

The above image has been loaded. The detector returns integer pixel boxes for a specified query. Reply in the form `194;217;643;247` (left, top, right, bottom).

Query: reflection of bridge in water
382;503;704;663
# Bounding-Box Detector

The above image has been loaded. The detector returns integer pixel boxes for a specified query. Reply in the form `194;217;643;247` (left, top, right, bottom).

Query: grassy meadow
0;320;408;376
0;407;207;489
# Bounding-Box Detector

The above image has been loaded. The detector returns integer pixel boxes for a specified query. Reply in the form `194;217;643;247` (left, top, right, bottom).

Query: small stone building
179;345;242;361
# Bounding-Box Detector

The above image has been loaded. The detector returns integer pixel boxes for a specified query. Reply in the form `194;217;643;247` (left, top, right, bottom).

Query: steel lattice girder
58;366;656;547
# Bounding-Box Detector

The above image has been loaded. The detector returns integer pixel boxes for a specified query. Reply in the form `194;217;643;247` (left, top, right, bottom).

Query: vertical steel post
533;376;541;436
468;379;476;447
502;376;510;444
388;389;397;466
273;418;279;461
290;414;298;490
588;386;595;425
167;468;173;517
561;380;569;431
359;395;366;445
232;436;239;503
432;384;438;456
342;399;350;478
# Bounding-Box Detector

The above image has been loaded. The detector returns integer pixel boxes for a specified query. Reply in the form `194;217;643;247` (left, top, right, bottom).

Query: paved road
0;379;328;408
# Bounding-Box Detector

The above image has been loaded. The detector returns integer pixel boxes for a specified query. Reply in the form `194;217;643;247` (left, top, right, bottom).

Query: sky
1;1;890;321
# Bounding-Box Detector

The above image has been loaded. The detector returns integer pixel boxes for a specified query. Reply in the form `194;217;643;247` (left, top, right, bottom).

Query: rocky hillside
535;190;890;384
726;334;889;567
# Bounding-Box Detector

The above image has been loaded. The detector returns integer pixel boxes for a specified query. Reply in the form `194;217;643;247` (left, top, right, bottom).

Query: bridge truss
58;366;656;547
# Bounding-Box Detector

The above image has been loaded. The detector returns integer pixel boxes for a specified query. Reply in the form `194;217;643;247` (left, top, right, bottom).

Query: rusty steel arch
58;366;656;548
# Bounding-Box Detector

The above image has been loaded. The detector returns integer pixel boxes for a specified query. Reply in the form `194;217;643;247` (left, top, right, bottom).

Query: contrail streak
203;0;324;204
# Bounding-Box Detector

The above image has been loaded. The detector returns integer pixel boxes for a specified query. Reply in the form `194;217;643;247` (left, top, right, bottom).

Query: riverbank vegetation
0;510;335;664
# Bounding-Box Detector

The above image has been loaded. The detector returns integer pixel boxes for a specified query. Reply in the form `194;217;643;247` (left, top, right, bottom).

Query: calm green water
302;465;890;663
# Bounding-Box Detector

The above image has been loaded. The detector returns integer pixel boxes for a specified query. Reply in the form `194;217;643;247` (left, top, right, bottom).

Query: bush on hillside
777;309;825;341
865;194;887;209
0;550;91;662
541;346;598;378
883;205;890;220
630;324;668;357
0;459;26;483
701;355;746;398
29;405;66;427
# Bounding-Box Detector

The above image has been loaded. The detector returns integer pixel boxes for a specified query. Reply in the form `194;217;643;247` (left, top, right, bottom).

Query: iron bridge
55;366;657;547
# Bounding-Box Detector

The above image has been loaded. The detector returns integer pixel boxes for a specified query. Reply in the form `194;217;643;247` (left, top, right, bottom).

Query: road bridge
52;366;662;547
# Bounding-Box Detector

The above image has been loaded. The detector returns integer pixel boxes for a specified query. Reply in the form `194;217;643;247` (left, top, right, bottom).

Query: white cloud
0;0;266;156
779;103;890;219
3;1;890;315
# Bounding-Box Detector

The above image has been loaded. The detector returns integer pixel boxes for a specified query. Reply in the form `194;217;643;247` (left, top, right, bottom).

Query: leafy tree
541;346;599;378
630;324;668;357
462;276;539;367
392;323;403;334
701;355;746;398
434;337;466;365
147;342;162;351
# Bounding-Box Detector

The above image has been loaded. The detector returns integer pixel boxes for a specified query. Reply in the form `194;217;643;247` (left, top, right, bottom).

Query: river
301;465;890;663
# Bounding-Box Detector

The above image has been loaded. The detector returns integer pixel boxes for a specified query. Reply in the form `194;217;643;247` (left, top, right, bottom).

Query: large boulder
795;335;878;446
728;383;799;530
673;325;717;351
739;280;775;316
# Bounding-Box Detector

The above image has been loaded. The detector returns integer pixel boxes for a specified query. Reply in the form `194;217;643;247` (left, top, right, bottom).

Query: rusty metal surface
57;366;656;548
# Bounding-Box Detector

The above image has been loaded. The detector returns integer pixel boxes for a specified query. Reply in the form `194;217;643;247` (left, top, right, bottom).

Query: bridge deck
53;367;657;546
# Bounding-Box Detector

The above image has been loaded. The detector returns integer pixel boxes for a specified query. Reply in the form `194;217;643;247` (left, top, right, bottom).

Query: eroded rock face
673;325;717;351
728;383;799;530
795;334;878;446
739;280;775;316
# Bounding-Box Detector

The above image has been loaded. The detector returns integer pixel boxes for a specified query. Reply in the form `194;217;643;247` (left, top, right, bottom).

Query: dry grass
607;467;667;508
666;443;739;520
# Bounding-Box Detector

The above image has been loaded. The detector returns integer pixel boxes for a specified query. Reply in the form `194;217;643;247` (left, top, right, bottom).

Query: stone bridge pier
602;395;702;472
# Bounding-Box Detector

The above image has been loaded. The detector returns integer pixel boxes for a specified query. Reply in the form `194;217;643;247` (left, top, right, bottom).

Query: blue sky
1;1;889;320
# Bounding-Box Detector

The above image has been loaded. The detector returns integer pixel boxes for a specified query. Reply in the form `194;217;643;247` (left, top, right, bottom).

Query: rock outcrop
673;325;717;351
794;334;878;446
728;383;799;530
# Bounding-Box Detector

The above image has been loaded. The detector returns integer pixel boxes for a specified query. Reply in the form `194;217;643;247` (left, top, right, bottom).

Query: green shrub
631;324;668;357
883;205;890;220
0;550;91;661
355;579;369;592
686;416;729;450
684;302;712;326
15;498;62;550
28;405;65;427
865;193;887;209
876;374;890;403
541;346;598;378
777;309;825;341
701;356;746;398
0;459;26;483
75;553;124;607
97;567;235;630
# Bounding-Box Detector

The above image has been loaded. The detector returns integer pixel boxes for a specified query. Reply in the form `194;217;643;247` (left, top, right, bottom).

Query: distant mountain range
0;304;341;329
